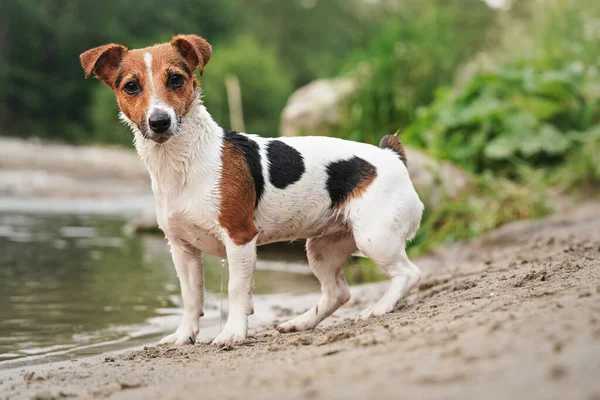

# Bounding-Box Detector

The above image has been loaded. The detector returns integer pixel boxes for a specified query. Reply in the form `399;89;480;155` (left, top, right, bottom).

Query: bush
408;172;551;255
87;85;132;146
403;59;600;180
340;0;497;144
396;0;600;197
549;125;600;195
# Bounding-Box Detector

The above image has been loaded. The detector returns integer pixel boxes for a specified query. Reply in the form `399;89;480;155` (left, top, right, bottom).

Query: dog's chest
157;199;226;258
152;167;226;258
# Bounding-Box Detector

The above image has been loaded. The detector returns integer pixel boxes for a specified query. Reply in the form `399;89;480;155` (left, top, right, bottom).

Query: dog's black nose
148;110;171;134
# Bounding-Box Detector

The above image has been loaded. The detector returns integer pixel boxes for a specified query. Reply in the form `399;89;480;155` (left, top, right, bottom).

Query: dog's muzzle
148;109;171;134
145;109;177;144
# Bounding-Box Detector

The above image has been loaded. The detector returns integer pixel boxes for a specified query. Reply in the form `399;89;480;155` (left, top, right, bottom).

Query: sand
1;202;599;400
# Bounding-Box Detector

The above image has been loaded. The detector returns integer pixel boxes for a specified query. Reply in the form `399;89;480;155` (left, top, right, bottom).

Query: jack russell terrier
80;34;424;346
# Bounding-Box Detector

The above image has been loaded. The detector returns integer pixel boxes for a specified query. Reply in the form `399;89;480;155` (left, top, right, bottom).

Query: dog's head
80;35;212;144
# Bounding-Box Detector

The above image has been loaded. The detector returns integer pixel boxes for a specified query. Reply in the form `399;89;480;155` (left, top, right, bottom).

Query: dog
80;35;424;346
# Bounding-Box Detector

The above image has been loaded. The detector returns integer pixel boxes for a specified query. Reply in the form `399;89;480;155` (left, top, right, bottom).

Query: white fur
124;91;424;345
144;52;178;132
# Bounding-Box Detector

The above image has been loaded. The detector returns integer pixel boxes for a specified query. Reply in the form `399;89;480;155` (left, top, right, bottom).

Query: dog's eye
123;81;141;95
167;73;185;89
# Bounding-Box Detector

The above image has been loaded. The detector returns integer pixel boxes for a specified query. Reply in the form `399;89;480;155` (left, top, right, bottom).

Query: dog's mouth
151;135;172;144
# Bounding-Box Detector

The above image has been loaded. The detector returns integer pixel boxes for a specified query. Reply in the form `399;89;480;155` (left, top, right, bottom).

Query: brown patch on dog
219;142;259;246
379;134;407;166
113;50;151;127
80;43;127;87
171;35;212;76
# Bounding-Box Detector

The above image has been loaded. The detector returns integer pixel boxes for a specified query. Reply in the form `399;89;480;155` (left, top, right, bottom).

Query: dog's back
238;133;422;248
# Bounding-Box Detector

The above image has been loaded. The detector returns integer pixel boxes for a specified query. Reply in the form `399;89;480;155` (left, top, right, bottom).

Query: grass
407;172;552;256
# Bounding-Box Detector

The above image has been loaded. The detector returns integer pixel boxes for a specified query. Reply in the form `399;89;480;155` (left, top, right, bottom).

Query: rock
280;77;356;138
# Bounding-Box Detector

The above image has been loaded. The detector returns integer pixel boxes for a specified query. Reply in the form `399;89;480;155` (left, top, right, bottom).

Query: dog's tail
379;131;407;166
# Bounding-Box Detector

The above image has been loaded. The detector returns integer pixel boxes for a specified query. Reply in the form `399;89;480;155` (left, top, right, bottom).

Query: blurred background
0;0;598;364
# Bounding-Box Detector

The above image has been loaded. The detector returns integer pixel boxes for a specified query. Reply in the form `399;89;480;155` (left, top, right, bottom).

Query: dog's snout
148;110;171;134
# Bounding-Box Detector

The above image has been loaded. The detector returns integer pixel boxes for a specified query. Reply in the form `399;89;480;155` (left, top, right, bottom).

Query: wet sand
1;203;599;400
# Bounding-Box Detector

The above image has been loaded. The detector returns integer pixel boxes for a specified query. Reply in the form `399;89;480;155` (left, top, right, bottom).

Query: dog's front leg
159;240;204;346
212;234;258;346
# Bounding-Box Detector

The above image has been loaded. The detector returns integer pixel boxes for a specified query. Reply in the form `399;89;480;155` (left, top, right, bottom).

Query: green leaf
517;125;569;157
484;136;519;160
519;135;544;157
536;75;574;99
513;95;561;120
539;125;570;155
505;113;538;134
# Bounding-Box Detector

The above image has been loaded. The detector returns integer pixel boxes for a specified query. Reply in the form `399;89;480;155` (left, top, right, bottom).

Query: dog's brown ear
80;43;127;87
171;35;212;76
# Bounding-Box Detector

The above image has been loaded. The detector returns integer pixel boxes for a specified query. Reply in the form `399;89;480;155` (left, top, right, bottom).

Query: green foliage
239;0;376;87
345;258;387;285
87;86;131;146
341;0;497;144
525;0;600;69
403;60;600;179
548;125;600;195
202;35;292;136
408;173;551;256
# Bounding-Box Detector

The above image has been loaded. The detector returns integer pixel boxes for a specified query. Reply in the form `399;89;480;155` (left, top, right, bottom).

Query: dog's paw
211;329;246;346
276;314;316;334
355;304;393;322
159;326;199;346
276;321;300;334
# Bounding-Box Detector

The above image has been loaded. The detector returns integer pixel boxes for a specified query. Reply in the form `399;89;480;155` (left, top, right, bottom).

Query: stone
280;77;356;138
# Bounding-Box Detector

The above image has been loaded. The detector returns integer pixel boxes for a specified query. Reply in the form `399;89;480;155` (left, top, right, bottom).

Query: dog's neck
128;95;223;196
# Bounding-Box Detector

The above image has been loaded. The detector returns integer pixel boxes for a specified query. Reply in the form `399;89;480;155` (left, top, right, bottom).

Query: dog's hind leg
276;233;356;333
355;247;421;320
352;206;422;320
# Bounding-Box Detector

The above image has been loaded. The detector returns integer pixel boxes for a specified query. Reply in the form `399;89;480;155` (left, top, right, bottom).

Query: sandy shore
0;137;149;198
1;203;599;400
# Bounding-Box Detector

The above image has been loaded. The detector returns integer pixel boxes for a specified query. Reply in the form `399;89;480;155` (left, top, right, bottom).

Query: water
0;211;321;366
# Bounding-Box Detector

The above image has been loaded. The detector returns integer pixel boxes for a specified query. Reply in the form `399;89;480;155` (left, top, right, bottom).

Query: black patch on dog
325;156;377;208
266;140;305;189
223;129;265;207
